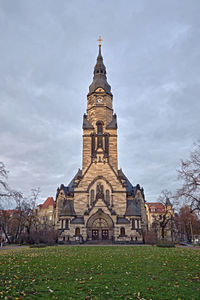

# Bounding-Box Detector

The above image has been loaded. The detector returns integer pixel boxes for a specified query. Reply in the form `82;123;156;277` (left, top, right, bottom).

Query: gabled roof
68;169;82;192
71;217;84;224
83;114;94;129
117;217;130;224
59;169;82;196
39;197;55;209
59;200;76;216
106;114;117;129
0;209;19;217
118;169;137;195
146;202;165;213
125;200;141;216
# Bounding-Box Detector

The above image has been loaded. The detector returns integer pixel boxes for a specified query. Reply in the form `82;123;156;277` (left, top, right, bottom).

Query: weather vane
97;36;103;47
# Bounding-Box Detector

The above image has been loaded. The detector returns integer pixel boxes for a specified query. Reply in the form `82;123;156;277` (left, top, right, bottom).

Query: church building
55;40;148;243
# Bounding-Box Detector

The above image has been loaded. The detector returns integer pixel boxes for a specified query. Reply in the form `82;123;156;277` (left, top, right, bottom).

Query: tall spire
88;37;112;95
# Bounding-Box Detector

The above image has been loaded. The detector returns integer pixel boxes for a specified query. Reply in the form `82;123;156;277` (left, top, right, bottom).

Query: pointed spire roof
88;41;112;95
166;197;172;207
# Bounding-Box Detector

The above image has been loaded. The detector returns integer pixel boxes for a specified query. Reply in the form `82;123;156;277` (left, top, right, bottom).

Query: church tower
83;40;118;172
55;40;148;243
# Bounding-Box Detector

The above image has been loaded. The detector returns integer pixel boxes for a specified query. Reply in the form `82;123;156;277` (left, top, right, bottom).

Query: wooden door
92;229;99;240
102;229;109;240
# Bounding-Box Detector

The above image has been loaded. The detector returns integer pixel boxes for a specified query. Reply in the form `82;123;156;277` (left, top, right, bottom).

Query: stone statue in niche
96;182;104;200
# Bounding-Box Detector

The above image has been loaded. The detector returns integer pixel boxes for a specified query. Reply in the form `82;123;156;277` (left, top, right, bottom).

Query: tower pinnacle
88;39;112;95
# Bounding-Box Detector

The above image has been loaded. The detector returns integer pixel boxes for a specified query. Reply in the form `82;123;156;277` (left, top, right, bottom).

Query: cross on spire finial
97;36;103;47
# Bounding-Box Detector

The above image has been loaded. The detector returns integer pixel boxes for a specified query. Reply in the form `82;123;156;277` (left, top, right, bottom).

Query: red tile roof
38;197;55;208
146;202;165;213
0;209;19;217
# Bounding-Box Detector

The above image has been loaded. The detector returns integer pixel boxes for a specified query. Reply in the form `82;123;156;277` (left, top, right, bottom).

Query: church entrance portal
92;228;109;240
87;210;113;241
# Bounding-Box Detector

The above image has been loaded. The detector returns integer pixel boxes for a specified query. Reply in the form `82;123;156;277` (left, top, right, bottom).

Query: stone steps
86;240;113;245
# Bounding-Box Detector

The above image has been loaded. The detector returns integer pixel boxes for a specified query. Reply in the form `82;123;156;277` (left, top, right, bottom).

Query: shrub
144;229;157;245
157;244;175;248
30;243;47;248
156;240;175;248
19;229;58;245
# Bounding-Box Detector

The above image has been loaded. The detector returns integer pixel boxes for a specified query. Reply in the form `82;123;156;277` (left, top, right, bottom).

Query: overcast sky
0;0;200;204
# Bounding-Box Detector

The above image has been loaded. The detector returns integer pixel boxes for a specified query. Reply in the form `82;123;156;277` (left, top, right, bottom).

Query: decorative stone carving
96;183;104;200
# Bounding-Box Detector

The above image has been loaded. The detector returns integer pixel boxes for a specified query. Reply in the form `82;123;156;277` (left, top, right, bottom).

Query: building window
132;219;135;229
120;227;125;237
42;216;48;221
137;220;140;229
91;134;95;157
105;135;109;155
105;190;110;205
61;219;64;229
75;227;80;236
65;219;69;229
96;121;103;134
90;189;95;204
97;136;103;148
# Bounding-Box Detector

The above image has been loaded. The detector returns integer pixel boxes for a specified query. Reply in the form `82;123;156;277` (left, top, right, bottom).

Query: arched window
105;134;109;156
91;134;95;157
120;227;125;237
96;121;103;135
90;189;95;204
105;190;110;205
75;227;80;236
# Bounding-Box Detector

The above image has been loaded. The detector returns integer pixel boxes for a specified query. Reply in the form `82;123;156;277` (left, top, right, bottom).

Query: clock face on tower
96;97;103;104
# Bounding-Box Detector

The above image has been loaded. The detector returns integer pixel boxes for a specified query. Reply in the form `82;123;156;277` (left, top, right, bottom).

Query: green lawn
0;246;199;300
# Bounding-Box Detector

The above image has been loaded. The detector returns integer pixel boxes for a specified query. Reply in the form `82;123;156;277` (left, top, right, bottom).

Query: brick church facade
54;43;148;243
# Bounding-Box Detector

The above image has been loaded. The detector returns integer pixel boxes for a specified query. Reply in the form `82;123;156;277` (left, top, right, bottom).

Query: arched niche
87;176;113;193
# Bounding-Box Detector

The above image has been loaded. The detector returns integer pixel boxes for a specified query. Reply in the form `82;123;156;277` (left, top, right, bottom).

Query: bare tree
152;190;176;241
0;162;22;243
0;162;12;207
176;205;200;243
176;143;200;214
0;162;57;245
22;188;41;236
0;162;22;206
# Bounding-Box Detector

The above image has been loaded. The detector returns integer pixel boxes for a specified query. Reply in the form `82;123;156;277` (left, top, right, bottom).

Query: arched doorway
87;210;114;241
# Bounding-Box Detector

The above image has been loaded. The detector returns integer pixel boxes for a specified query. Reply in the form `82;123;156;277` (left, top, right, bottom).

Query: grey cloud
0;0;200;203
